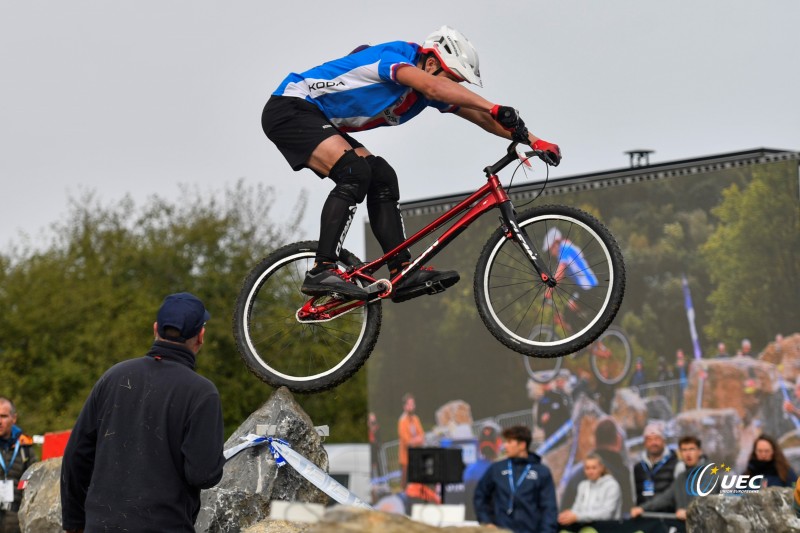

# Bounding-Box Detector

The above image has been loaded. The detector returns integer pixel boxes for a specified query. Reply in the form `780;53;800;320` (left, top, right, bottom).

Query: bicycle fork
498;202;557;287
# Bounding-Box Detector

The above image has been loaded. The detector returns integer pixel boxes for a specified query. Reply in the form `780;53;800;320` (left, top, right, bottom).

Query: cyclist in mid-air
262;26;561;302
542;227;598;327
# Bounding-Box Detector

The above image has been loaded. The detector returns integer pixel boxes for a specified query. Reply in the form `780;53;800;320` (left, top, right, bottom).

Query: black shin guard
316;151;372;263
366;156;411;271
317;198;356;263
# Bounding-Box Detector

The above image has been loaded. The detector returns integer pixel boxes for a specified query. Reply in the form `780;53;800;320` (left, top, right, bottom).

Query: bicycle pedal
425;280;447;294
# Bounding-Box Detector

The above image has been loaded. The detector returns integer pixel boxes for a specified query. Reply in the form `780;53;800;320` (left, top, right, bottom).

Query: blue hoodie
0;425;23;449
473;452;558;533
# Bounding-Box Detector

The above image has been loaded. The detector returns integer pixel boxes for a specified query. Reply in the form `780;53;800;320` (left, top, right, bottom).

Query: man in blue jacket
474;425;557;533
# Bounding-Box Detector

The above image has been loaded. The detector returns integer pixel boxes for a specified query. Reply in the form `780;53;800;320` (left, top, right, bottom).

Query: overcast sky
2;1;798;259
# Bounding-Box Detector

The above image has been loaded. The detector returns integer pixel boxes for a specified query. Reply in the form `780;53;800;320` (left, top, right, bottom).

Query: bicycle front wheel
475;205;625;357
233;241;382;393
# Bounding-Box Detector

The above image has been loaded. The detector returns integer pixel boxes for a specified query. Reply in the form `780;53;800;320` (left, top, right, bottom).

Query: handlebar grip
525;150;545;158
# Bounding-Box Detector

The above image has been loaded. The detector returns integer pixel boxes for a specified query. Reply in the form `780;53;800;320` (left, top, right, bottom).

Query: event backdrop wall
365;148;799;513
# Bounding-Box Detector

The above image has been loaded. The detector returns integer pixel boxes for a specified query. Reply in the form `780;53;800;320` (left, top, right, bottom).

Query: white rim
483;213;615;347
242;251;369;382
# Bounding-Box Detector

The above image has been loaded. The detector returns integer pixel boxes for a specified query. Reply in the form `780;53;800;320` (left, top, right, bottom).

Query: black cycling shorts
261;95;363;173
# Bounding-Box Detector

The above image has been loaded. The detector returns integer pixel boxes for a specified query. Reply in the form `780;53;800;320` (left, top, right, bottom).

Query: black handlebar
483;142;544;177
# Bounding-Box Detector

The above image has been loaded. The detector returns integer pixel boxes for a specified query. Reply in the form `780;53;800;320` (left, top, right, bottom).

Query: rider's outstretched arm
457;106;561;166
456;107;542;142
395;64;494;112
395;65;561;166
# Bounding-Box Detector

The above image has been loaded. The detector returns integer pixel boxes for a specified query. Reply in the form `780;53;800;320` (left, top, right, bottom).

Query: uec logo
685;463;763;496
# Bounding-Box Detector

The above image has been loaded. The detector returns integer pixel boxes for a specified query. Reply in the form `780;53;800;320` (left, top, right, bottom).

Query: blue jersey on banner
558;241;598;290
273;41;457;132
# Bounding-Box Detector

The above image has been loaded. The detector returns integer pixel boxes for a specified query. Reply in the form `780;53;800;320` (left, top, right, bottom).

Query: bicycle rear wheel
233;241;382;393
590;326;632;385
475;205;625;357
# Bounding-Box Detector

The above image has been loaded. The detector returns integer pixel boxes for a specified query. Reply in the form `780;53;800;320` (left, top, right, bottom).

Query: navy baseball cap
156;292;211;342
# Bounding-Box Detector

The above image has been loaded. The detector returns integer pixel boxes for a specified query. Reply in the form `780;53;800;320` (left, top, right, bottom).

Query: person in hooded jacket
557;453;621;531
474;425;557;533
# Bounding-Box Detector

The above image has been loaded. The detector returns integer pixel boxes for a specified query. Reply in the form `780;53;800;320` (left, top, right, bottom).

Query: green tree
0;181;367;442
701;162;800;347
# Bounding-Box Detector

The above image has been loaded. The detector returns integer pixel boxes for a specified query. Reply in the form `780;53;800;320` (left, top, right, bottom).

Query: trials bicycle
233;142;626;393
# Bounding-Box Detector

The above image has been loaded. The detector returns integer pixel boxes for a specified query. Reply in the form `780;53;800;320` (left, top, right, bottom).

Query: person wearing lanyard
632;422;681;505
474;425;557;533
0;397;37;533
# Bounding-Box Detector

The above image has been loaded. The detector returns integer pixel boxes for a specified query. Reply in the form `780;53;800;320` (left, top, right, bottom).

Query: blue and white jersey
559;241;598;290
273;41;457;132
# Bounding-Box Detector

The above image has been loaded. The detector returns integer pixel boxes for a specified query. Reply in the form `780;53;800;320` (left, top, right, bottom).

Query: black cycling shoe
391;266;460;303
301;264;368;300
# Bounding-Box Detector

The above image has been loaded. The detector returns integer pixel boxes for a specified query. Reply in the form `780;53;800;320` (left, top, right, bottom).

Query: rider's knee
329;150;372;204
366;156;400;205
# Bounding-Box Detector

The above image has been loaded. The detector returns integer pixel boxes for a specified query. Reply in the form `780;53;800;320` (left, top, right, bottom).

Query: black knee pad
329;150;372;204
366;156;400;205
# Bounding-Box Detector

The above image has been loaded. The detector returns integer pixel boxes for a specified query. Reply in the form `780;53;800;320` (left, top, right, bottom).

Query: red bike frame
297;143;554;321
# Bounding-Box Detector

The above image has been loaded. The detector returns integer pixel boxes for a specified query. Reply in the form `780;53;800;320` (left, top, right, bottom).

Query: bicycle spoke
477;206;624;358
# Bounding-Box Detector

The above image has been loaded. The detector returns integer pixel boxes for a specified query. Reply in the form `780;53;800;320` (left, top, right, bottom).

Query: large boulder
683;357;778;424
644;395;674;421
308;505;504;532
432;400;474;440
242;505;508;532
195;386;329;532
435;400;473;427
674;408;741;469
611;387;648;435
759;333;800;382
18;458;62;533
687;487;800;532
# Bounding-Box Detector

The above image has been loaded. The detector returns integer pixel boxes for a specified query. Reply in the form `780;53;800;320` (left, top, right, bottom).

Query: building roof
400;148;800;217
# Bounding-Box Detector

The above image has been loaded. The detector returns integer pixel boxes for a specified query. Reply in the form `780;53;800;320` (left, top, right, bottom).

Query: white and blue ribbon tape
223;432;372;509
268;437;289;467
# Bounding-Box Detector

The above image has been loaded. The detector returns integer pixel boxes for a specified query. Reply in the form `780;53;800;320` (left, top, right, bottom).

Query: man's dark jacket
633;449;680;505
61;341;225;532
473;452;558;533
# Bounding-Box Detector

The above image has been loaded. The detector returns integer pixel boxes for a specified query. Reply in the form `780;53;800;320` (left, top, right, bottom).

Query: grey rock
242;519;311;533
307;505;507;533
611;387;648;435
243;506;509;533
687;487;800;532
196;386;329;533
18;457;62;533
644;394;674;421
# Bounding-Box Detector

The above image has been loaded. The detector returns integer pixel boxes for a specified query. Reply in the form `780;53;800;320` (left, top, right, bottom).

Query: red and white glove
532;139;562;166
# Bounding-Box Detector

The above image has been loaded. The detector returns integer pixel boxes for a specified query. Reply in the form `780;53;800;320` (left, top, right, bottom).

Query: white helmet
542;228;562;252
420;25;482;87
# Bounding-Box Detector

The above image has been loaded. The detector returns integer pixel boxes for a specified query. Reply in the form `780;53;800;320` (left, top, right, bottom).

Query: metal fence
632;378;685;413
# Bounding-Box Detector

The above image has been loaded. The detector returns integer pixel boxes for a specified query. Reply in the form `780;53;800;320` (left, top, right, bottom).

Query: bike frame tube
298;143;556;320
356;174;511;286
